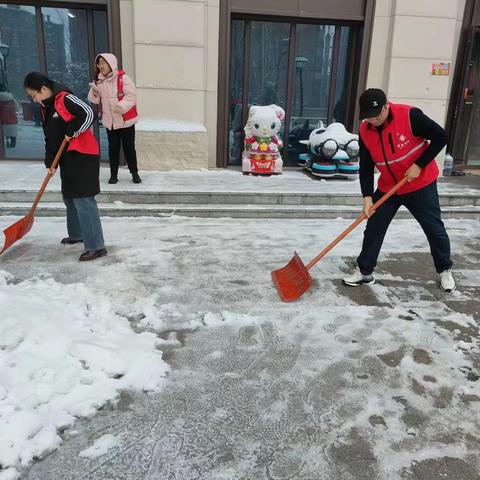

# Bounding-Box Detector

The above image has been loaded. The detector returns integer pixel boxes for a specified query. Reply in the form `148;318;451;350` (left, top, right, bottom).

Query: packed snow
78;434;120;459
0;271;169;475
0;214;479;479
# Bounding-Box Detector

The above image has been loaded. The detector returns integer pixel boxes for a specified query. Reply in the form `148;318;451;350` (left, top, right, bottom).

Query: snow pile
137;300;185;331
79;434;120;459
136;118;207;133
0;271;169;475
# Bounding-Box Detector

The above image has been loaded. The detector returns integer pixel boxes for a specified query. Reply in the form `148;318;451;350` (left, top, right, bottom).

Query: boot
108;176;118;184
79;248;108;262
132;173;142;184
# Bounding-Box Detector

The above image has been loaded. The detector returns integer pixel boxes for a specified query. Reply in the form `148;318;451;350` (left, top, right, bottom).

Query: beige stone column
118;0;220;170
120;0;135;78
367;0;467;170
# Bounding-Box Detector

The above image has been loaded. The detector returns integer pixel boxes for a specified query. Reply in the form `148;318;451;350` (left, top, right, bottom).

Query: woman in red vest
343;88;455;292
24;72;107;262
88;53;141;185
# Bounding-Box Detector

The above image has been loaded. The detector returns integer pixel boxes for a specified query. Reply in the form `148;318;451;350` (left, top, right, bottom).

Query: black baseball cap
359;88;387;119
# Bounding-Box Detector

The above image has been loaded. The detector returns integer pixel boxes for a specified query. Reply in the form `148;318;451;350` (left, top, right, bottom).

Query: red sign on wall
432;62;450;76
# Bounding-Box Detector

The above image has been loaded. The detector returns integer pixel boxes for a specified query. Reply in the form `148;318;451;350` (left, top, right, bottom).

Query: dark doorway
452;29;480;166
226;17;362;167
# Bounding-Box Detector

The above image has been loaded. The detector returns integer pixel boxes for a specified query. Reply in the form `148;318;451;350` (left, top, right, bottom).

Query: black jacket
42;82;100;198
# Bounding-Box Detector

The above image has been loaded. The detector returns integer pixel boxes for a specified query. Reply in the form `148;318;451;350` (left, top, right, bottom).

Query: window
0;1;109;161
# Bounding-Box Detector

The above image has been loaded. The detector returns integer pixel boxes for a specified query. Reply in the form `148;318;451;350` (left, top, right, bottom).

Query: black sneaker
61;237;83;245
108;176;118;184
79;248;108;262
132;173;142;184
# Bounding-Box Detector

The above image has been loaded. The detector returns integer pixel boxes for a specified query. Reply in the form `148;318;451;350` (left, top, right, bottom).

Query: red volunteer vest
359;103;439;195
54;91;99;156
117;70;138;121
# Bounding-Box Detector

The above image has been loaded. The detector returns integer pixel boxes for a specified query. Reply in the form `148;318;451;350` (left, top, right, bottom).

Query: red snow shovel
272;177;409;302
0;138;68;255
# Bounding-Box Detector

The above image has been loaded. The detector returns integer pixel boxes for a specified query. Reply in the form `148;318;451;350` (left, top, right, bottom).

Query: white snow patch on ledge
136;118;207;133
0;271;169;476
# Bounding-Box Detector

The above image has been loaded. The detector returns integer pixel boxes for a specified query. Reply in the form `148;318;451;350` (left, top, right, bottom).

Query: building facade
0;0;479;169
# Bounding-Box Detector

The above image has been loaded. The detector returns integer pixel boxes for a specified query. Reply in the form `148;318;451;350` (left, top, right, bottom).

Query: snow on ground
0;267;169;476
0;214;479;479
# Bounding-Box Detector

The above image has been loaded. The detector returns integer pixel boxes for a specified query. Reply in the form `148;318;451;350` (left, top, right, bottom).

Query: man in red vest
343;88;455;291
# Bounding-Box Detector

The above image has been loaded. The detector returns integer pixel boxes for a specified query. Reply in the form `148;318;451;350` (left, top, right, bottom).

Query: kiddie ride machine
242;104;285;175
298;122;360;179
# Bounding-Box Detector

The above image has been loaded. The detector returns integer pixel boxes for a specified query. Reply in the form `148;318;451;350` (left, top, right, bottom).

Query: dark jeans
106;124;138;177
357;181;453;275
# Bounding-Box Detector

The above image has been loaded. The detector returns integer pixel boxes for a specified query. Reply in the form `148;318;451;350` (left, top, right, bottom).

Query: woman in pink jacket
88;53;141;184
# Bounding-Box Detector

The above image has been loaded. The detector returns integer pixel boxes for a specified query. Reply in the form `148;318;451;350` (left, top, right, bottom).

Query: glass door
288;24;336;162
228;20;290;166
227;18;358;167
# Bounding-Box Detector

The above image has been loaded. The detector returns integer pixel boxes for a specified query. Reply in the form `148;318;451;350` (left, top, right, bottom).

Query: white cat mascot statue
242;104;285;175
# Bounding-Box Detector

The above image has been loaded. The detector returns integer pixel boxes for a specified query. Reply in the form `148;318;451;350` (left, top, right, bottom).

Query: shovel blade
0;214;34;254
271;252;313;302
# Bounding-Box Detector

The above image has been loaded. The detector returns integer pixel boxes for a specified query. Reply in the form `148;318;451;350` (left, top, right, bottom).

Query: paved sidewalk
1;161;479;195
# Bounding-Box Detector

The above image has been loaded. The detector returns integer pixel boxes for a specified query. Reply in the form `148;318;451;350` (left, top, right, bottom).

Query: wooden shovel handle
306;177;409;271
29;138;69;216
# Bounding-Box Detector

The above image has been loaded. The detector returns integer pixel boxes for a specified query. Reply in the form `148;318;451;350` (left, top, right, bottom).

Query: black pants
106;125;138;177
357;181;453;275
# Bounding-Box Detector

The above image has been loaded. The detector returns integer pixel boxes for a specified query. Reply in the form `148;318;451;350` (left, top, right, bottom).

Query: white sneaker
439;269;456;292
343;266;375;287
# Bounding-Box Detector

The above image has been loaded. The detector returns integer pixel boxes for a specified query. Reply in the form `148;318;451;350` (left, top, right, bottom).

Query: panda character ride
298;123;360;179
